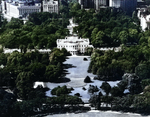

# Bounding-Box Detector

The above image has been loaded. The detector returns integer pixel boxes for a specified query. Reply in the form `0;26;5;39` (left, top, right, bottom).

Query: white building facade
2;0;41;18
57;36;93;55
109;0;120;8
138;8;150;31
43;0;59;14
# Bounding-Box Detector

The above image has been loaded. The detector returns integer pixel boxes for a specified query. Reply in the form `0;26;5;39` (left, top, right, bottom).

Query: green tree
49;48;66;65
91;28;98;41
117;80;128;93
19;45;27;53
45;65;61;82
141;79;150;89
5;18;23;29
148;37;150;47
118;31;129;44
16;71;35;100
88;85;99;94
92;31;106;47
128;28;138;43
111;86;123;97
100;82;111;96
112;95;134;111
28;62;46;81
89;93;102;110
56;85;69;96
0;53;7;66
135;64;150;79
111;31;119;45
69;3;81;17
65;95;84;106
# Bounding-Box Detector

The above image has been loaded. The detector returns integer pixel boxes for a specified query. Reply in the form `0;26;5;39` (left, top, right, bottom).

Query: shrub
51;86;60;95
74;93;81;97
83;58;88;61
51;85;70;96
84;76;92;83
82;87;86;90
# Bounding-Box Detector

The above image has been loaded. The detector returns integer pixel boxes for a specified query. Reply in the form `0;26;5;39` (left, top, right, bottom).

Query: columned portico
57;35;93;55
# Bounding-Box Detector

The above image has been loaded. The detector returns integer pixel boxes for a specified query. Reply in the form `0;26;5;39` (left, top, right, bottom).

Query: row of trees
89;76;150;113
0;12;69;49
88;41;150;80
0;47;81;116
0;48;69;100
0;87;85;117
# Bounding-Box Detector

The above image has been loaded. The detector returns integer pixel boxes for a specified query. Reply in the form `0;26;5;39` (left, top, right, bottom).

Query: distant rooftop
6;0;41;5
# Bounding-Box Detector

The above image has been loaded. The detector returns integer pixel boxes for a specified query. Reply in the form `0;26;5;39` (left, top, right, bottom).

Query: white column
109;0;112;7
79;0;82;4
96;0;99;10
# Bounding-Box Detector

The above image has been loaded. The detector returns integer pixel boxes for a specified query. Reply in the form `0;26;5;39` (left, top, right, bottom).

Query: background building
109;0;120;8
120;0;137;15
1;0;59;19
78;0;95;9
43;0;59;13
78;0;109;10
2;0;41;18
78;0;137;15
109;0;137;15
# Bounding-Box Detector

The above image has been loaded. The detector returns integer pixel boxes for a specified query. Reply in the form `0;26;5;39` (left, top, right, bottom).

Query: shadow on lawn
54;64;76;83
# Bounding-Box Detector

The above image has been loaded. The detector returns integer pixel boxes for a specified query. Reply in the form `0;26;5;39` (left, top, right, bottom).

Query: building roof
57;36;89;44
43;0;58;4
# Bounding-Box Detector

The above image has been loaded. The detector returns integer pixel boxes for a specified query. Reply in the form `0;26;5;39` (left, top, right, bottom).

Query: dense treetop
0;12;69;49
72;7;141;47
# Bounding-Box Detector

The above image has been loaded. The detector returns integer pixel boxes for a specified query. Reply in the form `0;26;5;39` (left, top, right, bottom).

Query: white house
57;18;93;55
57;36;93;55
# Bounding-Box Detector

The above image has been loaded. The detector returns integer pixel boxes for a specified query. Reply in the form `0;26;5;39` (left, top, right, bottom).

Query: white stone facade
2;0;41;18
137;8;150;31
57;36;93;55
109;0;120;8
109;0;137;9
140;15;150;31
43;0;58;14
